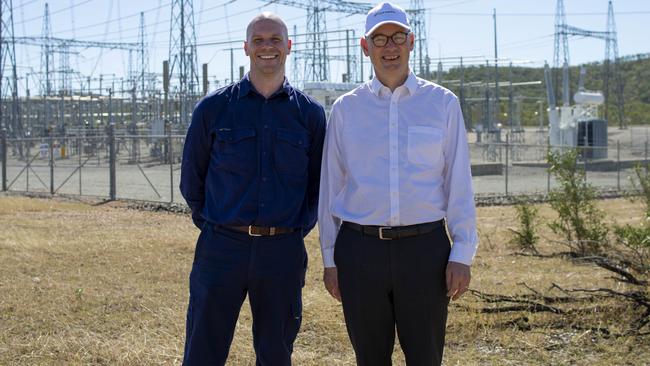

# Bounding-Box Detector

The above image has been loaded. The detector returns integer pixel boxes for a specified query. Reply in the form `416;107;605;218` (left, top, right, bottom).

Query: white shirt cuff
321;247;336;268
448;241;477;266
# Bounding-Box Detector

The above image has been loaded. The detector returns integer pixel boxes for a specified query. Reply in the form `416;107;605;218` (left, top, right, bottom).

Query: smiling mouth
382;55;399;61
259;55;279;60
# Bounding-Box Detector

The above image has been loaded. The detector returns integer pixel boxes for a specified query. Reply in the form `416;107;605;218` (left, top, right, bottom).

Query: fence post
644;140;648;175
546;142;551;194
617;140;621;191
26;138;30;192
78;136;83;196
1;126;6;192
168;120;174;203
505;133;509;196
583;151;588;183
109;122;116;200
49;127;54;195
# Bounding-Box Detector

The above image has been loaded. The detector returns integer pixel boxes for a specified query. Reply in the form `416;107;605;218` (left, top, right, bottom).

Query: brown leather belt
342;220;444;240
220;225;295;236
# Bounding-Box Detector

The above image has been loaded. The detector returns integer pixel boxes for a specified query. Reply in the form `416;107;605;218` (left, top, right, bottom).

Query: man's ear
360;37;370;57
244;41;250;56
409;33;415;51
287;39;292;54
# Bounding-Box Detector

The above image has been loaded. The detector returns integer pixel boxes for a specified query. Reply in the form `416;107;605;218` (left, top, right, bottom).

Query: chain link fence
2;127;649;202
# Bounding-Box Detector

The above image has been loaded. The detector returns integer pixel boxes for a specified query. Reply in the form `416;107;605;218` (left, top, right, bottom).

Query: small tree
547;149;608;255
509;199;540;254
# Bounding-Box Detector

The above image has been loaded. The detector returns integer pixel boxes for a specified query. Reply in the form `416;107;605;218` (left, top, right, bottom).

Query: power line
14;0;96;26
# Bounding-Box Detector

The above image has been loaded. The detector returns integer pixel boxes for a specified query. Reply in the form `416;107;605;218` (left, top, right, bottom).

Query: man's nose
384;38;399;48
259;39;276;47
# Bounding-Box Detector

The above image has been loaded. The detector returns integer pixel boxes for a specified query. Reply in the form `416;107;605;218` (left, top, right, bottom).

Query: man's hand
446;261;471;301
323;267;341;302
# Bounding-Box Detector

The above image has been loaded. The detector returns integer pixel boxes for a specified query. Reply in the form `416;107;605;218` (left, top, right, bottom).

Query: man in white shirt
318;2;479;365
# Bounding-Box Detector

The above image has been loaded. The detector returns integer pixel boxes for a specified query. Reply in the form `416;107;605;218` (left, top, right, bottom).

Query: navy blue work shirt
180;74;326;235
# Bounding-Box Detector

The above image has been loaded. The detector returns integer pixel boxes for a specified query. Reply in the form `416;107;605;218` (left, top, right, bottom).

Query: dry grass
1;194;649;365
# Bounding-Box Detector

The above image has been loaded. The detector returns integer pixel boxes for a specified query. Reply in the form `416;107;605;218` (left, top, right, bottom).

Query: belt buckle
378;226;392;240
248;225;262;237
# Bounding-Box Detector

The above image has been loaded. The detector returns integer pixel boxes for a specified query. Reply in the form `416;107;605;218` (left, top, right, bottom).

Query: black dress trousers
334;223;452;366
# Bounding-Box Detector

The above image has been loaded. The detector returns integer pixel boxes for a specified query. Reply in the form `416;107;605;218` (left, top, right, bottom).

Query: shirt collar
238;73;293;99
369;71;419;97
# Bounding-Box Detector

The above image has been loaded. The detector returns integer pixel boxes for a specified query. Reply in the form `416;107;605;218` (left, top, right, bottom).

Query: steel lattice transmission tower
553;0;625;128
136;12;149;98
1;0;21;138
408;1;429;78
40;3;54;96
305;1;329;82
553;0;569;106
168;0;199;123
604;0;624;128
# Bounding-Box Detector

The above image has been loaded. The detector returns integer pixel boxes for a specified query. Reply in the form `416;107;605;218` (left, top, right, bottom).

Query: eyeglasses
369;31;410;47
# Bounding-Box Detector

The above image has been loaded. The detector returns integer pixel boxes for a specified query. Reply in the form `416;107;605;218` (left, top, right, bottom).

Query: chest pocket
214;127;257;172
274;128;310;176
407;126;444;167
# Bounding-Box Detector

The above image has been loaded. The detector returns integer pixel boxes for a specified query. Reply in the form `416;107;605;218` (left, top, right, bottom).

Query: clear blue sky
7;0;650;94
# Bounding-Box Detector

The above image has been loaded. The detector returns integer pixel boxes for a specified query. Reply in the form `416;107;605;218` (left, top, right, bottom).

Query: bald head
246;12;289;42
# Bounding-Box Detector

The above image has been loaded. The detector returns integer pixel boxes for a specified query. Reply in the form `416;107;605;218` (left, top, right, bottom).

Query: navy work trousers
183;225;307;366
334;223;451;366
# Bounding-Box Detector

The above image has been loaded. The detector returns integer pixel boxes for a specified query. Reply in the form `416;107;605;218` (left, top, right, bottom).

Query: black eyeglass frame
368;31;411;47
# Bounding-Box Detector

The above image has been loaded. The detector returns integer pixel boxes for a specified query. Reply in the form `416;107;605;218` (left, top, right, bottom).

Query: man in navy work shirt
180;12;326;366
319;2;478;365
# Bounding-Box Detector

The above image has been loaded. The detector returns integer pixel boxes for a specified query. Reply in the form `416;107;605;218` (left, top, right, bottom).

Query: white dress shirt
318;72;478;268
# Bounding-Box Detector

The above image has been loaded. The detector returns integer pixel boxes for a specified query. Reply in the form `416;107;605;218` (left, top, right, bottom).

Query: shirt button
260;203;265;207
264;125;269;129
262;177;268;182
262;151;267;156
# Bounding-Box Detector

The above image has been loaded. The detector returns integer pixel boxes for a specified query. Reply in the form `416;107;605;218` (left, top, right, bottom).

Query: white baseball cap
364;2;411;37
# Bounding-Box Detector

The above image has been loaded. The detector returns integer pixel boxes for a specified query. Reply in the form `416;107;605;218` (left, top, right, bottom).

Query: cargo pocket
284;298;303;348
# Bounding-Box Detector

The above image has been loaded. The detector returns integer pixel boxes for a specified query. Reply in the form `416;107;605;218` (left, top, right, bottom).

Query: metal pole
360;46;364;81
547;139;551;194
230;48;234;84
345;29;350;82
505;133;509;195
49;127;54;195
168;121;174;203
583;152;588;183
108;89;116;200
78;136;82;195
493;9;499;129
131;86;137;164
26;139;30;192
617;140;620;191
1;126;6;191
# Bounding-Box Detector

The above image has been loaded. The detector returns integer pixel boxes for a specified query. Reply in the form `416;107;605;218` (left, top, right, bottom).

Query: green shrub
509;199;540;253
547;149;608;255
